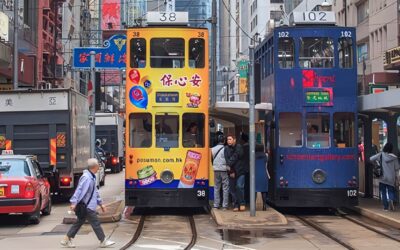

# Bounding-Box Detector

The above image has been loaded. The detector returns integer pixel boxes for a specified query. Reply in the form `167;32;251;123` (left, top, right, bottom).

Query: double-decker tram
256;13;358;207
125;14;209;207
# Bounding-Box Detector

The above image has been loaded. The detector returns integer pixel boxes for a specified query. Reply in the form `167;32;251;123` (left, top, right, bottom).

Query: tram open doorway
358;89;400;200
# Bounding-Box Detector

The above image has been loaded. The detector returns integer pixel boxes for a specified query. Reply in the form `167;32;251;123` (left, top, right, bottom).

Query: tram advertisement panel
125;28;209;190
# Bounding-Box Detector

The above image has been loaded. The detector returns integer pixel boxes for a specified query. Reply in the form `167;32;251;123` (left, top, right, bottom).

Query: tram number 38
347;190;358;197
197;190;206;198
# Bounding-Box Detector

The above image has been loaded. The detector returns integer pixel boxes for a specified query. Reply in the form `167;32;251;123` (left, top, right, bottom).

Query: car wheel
28;199;41;224
41;197;52;216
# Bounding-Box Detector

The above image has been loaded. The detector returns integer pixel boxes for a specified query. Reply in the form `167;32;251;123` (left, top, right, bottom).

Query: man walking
61;158;115;248
225;135;247;211
212;135;229;210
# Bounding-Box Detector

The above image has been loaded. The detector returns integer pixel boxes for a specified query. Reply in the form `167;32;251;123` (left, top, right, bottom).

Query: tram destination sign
156;92;179;103
305;91;330;104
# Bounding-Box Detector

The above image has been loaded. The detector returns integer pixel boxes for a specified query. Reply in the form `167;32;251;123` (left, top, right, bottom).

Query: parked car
0;151;52;224
94;151;106;187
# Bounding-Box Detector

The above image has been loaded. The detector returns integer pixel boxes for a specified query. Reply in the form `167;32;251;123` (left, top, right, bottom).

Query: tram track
296;209;400;250
120;215;197;250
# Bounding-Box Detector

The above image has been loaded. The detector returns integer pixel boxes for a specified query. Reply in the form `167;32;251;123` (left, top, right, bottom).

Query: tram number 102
347;190;357;197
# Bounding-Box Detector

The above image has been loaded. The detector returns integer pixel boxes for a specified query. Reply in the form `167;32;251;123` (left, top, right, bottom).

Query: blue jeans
380;182;396;210
235;174;246;206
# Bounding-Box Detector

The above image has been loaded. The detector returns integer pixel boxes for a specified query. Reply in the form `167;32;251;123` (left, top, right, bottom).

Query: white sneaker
60;238;76;248
100;239;115;248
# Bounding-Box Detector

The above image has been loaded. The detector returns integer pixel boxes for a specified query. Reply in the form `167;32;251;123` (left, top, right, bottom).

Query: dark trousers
235;174;245;206
229;177;237;206
67;209;105;241
380;182;396;210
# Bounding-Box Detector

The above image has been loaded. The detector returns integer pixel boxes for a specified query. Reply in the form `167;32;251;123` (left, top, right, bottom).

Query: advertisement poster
102;0;121;30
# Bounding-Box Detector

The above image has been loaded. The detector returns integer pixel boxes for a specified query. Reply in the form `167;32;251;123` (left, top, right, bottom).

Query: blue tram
255;25;358;207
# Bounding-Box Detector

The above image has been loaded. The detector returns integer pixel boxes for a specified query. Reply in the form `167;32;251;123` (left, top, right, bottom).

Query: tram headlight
160;170;174;184
312;169;327;184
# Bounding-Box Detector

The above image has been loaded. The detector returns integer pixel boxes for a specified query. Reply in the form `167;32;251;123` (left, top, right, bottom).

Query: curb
346;206;400;229
63;200;125;224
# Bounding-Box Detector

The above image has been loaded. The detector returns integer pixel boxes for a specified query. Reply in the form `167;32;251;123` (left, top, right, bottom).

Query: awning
210;101;272;124
358;89;400;113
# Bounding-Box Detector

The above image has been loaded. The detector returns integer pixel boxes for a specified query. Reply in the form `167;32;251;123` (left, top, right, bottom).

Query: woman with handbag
370;142;400;211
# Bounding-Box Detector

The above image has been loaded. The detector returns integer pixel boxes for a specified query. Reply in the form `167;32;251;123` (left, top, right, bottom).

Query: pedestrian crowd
211;133;269;211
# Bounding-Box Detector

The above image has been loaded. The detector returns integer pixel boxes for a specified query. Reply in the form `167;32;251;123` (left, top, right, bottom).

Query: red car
0;153;52;224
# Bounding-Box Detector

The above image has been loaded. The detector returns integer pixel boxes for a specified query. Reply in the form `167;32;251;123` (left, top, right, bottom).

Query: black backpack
373;154;383;178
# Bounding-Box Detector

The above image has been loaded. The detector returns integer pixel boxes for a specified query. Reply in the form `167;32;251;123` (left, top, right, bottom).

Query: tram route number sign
305;91;330;104
292;11;336;25
147;12;189;25
156;92;179;103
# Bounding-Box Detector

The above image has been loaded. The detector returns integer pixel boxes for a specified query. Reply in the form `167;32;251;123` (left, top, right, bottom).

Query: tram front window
183;113;205;148
279;112;302;147
150;38;185;68
306;113;330;148
130;38;146;68
339;37;353;68
278;38;294;69
130;113;152;148
155;113;179;148
300;37;334;68
334;112;355;148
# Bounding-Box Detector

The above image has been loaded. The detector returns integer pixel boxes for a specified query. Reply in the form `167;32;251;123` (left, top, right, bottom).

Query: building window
338;37;353;68
279;112;303;147
270;10;283;22
357;1;369;24
357;43;368;63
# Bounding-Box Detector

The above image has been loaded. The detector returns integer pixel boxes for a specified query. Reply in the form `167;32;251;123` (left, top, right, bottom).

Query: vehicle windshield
0;159;31;177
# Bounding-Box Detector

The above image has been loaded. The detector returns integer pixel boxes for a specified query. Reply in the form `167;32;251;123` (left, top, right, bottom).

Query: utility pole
13;0;18;90
249;42;256;217
90;51;96;158
211;0;217;106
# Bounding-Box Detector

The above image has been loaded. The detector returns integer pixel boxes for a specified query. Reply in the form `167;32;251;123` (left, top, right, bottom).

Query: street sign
73;34;126;69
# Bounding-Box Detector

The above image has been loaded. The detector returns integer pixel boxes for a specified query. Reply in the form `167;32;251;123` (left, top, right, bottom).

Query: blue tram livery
255;25;358;207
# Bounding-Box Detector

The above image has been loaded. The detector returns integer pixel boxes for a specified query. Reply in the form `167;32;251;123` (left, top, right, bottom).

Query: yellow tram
124;22;210;207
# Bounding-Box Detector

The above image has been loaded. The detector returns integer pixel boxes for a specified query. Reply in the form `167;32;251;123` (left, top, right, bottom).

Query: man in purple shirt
61;158;115;248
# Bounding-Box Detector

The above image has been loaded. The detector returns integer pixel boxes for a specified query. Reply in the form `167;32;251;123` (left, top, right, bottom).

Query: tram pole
249;43;256;217
13;0;18;90
211;0;217;106
90;51;96;158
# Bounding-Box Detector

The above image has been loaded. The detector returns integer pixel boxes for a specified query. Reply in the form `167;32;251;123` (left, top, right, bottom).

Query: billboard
102;0;121;30
238;60;248;94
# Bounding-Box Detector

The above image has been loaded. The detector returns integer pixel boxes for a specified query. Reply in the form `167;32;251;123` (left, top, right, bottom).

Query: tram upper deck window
300;37;334;68
189;38;205;68
279;112;302;147
338;37;353;68
183;113;205;148
334;113;355;148
155;113;179;148
130;38;146;68
306;113;330;148
129;113;152;148
150;38;184;68
278;38;294;68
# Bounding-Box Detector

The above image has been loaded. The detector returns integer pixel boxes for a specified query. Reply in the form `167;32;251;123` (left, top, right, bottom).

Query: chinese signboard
73;34;126;69
370;85;388;94
305;91;330;104
238;60;248;94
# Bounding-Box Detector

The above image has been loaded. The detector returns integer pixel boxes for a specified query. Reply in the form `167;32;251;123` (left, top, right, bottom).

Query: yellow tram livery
125;26;209;207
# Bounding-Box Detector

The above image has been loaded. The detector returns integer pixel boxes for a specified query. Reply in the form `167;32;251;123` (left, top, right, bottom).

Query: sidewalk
347;197;400;229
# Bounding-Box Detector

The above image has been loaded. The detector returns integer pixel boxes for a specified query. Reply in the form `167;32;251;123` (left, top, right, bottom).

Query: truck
95;112;124;173
0;89;90;199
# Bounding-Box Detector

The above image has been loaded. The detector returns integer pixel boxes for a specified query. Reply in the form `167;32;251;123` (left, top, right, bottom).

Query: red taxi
0;151;52;224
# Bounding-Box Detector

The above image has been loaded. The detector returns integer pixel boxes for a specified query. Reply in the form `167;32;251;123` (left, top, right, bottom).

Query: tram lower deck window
150;38;185;68
279;112;302;147
334;113;355;148
306;113;330;148
129;113;152;148
156;113;179;148
183;113;205;148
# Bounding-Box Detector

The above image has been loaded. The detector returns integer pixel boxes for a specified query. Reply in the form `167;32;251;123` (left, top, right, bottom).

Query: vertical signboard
238;60;248;94
102;0;121;30
0;12;9;42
